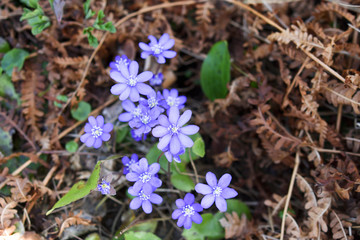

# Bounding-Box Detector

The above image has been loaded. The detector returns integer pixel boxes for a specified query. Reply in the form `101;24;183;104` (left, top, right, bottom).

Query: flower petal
177;215;186;227
192;203;203;212
88;116;97;127
129;197;142;210
180;125;199;136
176;199;185;208
150;193;162;204
163;50;176;58
184;193;195;205
141;51;151;59
137;71;153;82
215;196;227;212
150;177;162;188
84;123;92;133
95;116;104;127
148;163;160;175
191;212;202;224
158;115;170;127
159;33;170;45
139;42;151;51
152;126;168;137
170;135;181;155
119;87;130;100
169;107;179;125
129;61;139;76
101;133;111;141
136;83;153;95
110;71;127;83
177;110;191;127
142;200;152;214
103;123;113;132
148;35;157;45
80;133;91;143
118;113;132;122
195;183;213;195
178;133;194;148
221;187;238;199
162;39;175;50
138;158;149;172
126;172;139;182
218;173;232;188
157;55;165;64
85;136;95;147
122;99;135;112
129;87;140;102
184;216;192;229
111;83;127;95
172;209;182;220
122;156;130;165
201;194;215;209
157;134;171;150
93;138;102;149
206;172;218;187
119;62;129;79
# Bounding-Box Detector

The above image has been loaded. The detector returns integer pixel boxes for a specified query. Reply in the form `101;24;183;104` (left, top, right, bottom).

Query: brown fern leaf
250;104;302;152
321;80;360;114
285;214;301;240
268;21;324;52
329;211;352;240
195;2;213;24
53;56;89;68
56;211;92;237
7;177;33;203
21;68;46;140
306;196;331;237
315;2;355;24
0;197;17;230
296;174;317;210
346;129;360;153
219;212;253;239
264;194;287;216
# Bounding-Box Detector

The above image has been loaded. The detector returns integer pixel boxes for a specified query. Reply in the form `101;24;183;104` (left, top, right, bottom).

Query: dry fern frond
219;212;252;239
195;2;214;24
306;196;331;237
7;177;33;203
315;2;355;24
296;174;317;210
0;197;17;229
321;80;360;114
329;211;352;240
268;21;324;52
285;213;301;240
55;211;92;237
53;56;89;68
264;194;287;216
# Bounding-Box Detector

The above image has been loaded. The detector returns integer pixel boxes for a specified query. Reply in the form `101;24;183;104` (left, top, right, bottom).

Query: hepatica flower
131;129;147;142
118;100;142;123
109;55;131;72
110;60;154;101
139;90;164;114
172;193;203;229
128;184;163;214
129;105;160;135
161;89;186;110
139;33;177;64
122;153;139;175
152;107;199;155
97;175;116;195
126;158;162;192
195;172;238;212
80;115;113;149
149;73;163;86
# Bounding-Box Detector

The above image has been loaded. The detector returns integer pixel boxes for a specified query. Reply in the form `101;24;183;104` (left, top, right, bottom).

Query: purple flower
128;184;163;214
131;129;147;142
160;89;187;110
152;107;199;155
118;100;142;123
126;158;162;192
110;55;131;72
110;61;154;101
149;73;163;86
172;193;203;229
163;146;185;163
122;154;139;175
195;172;238;212
80;115;113;149
139;33;177;64
129;105;160;135
97;175;116;195
139;90;164;114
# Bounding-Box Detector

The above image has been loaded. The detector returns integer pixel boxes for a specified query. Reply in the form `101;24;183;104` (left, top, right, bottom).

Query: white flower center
213;186;222;197
141;115;151;124
166;96;176;107
128;75;137;86
139;190;150;201
132;108;142;118
151;44;163;55
115;58;129;70
148;97;157;108
139;172;152;183
91;126;103;138
125;159;136;172
168;124;179;134
182;205;195;217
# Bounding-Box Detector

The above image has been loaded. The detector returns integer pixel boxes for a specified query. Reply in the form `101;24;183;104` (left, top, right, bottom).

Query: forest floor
1;0;360;239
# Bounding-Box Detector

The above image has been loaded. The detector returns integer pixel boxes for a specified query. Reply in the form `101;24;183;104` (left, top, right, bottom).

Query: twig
280;151;300;240
188;149;199;184
332;210;348;240
336;104;343;133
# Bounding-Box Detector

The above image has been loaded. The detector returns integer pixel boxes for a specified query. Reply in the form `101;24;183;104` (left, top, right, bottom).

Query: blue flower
110;60;154;102
122;154;139;175
80;115;113;148
130;129;147;142
172;193;203;229
139;33;177;64
97;175;116;195
149;73;163;86
109;55;131;72
163;146;185;163
152;107;199;155
139;90;164;114
195;172;238;212
118;100;142;123
126;158;162;192
129;105;160;135
160;89;186;110
128;184;163;214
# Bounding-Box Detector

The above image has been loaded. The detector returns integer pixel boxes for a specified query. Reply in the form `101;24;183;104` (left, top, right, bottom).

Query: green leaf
146;144;168;174
124;231;160;240
20;0;39;8
20;8;43;21
126;221;158;233
85;233;101;240
83;27;98;47
0;74;20;103
46;161;102;215
83;0;95;19
178;133;202;164
0;127;13;156
101;22;116;33
192;138;205;157
226;199;251;219
171;173;195;192
94;10;105;26
65;141;78;153
0;37;10;53
1;48;29;76
182;213;224;240
54;94;68;108
116;127;129;144
71;101;92;121
200;41;230;101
